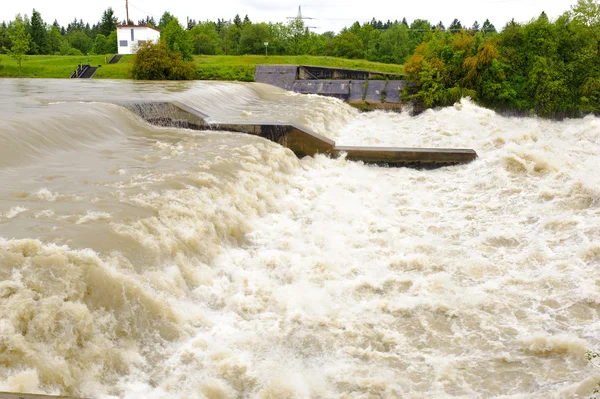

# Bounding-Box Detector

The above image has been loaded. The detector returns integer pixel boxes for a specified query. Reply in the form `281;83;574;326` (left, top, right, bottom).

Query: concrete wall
254;65;298;91
254;66;408;106
292;80;351;100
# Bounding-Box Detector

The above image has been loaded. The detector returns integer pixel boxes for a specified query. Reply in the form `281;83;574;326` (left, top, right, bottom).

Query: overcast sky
1;0;578;33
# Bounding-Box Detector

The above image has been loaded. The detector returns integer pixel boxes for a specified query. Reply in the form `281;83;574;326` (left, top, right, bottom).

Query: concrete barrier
254;65;410;109
292;80;351;100
349;80;366;102
384;80;405;103
120;101;478;168
254;65;298;91
365;80;386;103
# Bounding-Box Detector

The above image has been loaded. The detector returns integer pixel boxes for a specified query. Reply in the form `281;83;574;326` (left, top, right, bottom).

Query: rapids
0;79;599;398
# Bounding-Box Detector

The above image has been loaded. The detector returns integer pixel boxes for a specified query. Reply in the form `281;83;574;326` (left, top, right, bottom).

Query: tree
160;17;193;60
409;19;431;52
99;8;118;37
378;22;410;63
190;22;222;54
238;22;270;54
159;12;174;30
472;21;480;33
331;30;365;59
138;16;156;27
66;30;93;54
47;25;64;54
233;14;242;28
571;0;600;55
4;15;30;74
482;19;497;33
29;9;48;54
449;19;463;32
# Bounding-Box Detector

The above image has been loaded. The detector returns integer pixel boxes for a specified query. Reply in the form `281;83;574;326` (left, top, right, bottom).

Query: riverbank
0;54;403;80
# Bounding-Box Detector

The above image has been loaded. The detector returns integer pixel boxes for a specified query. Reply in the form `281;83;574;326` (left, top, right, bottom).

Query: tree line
0;7;497;65
403;0;600;117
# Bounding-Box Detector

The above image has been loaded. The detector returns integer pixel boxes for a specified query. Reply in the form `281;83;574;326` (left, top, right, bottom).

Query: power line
128;2;161;20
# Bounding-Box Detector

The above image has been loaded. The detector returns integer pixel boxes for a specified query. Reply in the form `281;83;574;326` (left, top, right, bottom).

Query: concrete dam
254;65;407;108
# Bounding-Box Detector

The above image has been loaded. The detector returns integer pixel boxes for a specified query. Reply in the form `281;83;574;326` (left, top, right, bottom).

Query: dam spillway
122;101;478;167
4;80;598;398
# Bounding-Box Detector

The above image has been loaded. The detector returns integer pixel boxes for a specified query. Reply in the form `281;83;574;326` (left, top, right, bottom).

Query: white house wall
117;27;160;55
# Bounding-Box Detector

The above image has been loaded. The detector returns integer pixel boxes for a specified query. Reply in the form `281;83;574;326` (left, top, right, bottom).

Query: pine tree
29;9;48;54
482;19;497;33
449;19;463;32
99;8;118;37
233;14;242;28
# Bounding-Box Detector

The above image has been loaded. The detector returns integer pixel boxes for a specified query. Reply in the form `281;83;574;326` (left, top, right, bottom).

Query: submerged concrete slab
365;80;386;103
254;65;298;91
349;80;366;102
384;80;405;103
292;80;351;100
333;146;478;166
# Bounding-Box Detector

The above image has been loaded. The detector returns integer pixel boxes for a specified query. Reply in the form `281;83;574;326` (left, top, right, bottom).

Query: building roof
116;25;160;32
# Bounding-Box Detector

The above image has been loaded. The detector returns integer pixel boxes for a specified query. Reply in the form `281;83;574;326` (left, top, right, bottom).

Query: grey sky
1;0;578;33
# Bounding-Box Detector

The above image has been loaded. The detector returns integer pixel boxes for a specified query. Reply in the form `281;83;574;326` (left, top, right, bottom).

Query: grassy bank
0;54;403;80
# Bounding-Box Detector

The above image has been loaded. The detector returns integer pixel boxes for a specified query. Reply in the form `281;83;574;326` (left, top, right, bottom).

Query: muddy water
0;79;599;398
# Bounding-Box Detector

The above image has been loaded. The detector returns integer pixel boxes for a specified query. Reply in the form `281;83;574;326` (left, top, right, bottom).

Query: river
0;79;599;398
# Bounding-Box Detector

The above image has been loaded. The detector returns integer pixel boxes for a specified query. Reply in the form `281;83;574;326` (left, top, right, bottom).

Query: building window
131;29;134;41
138;40;147;46
119;40;128;47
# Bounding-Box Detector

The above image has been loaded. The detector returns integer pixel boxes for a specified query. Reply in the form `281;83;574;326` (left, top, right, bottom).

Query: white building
116;25;161;55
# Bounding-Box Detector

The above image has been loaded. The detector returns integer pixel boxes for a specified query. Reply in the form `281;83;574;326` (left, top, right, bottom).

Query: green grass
0;54;403;80
0;54;130;78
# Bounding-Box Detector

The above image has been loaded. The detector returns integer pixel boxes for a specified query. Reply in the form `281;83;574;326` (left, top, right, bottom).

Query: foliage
4;14;30;75
238;22;270;54
189;22;222;55
403;10;600;117
331;30;365;59
99;8;118;37
29;9;48;55
161;18;193;60
132;41;195;80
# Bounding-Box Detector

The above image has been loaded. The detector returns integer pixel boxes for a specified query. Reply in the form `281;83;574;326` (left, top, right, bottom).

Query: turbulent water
0;79;599;399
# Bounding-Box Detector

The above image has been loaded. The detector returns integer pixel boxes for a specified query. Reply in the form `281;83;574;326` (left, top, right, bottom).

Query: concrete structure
254;65;298;91
116;25;160;55
254;65;407;108
364;80;386;103
292;80;351;100
384;81;405;103
121;101;478;168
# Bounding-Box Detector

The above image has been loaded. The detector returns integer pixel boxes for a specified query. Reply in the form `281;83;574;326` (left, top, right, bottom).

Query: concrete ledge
120;101;478;168
333;146;478;166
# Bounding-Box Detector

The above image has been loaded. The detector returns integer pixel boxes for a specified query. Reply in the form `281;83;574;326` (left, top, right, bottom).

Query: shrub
132;41;195;80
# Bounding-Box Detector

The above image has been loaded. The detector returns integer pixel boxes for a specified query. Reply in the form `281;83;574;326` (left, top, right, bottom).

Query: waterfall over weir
0;79;599;399
122;101;478;167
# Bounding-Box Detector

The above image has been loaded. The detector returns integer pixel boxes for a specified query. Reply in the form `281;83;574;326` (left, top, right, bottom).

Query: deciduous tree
4;14;30;74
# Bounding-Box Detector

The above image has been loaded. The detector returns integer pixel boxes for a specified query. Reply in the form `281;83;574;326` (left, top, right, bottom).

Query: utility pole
125;0;129;25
